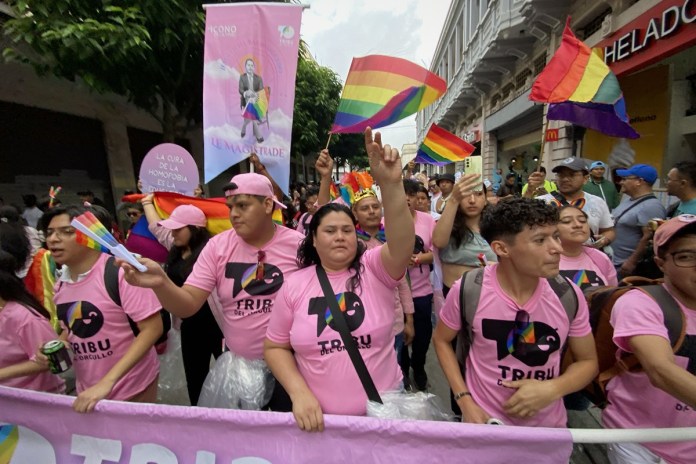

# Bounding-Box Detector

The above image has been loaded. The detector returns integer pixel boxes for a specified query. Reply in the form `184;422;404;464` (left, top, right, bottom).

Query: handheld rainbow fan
71;211;147;272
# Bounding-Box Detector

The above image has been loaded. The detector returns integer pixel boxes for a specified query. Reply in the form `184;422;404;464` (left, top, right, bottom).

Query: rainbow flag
415;124;475;166
75;230;110;253
331;55;446;134
242;87;270;121
529;18;639;139
123;192;284;234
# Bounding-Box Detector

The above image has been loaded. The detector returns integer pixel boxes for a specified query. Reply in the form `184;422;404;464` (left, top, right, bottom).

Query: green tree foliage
2;1;367;172
292;58;367;172
3;0;207;141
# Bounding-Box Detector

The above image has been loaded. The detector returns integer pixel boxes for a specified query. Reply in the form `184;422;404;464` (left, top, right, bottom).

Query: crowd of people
1;132;695;463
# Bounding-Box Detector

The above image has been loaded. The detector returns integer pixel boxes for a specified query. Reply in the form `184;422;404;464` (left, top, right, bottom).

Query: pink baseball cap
653;214;696;255
158;204;207;230
223;173;286;209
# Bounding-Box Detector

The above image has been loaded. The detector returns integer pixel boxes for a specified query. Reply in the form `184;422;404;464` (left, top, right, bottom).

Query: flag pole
325;133;333;150
536;117;549;172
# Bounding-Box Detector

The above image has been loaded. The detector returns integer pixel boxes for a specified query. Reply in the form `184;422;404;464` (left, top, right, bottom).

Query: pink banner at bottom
0;386;573;463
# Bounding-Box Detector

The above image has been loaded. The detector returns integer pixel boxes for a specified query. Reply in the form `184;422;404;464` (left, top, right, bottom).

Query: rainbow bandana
356;224;386;243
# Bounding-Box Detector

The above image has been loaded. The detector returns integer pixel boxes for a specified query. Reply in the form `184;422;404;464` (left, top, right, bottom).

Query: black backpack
103;256;170;345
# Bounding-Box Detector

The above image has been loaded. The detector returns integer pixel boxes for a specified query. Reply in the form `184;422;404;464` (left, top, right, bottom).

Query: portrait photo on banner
203;3;303;193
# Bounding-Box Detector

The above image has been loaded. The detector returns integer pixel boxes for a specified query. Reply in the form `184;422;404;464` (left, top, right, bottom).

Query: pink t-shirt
295;212;313;236
53;254;161;400
0;302;65;393
266;247;403;416
409;210;436;298
559;246;618;290
603;287;696;464
440;265;591;427
363;236;414;337
186;225;304;359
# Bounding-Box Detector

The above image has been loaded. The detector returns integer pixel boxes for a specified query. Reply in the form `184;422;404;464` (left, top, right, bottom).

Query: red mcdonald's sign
545;128;560;142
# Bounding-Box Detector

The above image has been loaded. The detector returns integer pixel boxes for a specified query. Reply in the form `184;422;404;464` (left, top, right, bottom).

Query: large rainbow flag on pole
331;55;447;134
529;19;639;139
416;124;476;166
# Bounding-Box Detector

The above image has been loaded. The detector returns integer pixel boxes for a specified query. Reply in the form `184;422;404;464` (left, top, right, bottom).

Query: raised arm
315;149;334;207
364;127;414;280
432;173;481;249
140;194;174;249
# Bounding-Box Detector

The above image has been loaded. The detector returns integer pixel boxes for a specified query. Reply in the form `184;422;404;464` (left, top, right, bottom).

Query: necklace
437;193;453;213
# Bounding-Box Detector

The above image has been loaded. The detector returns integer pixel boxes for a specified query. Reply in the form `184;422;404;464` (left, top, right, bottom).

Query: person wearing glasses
529;157;615;250
433;198;597;426
264;128;414;432
611;164;666;279
41;205;163;413
602;214;696;464
120;173;304;412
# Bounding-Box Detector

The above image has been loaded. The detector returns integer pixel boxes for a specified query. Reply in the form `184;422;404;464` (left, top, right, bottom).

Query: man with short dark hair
434;173;455;214
583;161;620;210
122;172;304;411
532;157;615;249
521;166;557;197
433;197;597;426
611;164;666;277
666;160;696;216
602;214;696;463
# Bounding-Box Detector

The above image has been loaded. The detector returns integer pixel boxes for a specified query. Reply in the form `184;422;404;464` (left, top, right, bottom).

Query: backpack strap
104;256;140;336
546;274;578;322
597;285;685;387
455;267;485;377
103;256;122;307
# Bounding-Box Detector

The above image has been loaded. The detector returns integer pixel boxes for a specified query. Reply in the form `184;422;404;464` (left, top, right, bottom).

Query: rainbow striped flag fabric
123;192;284;234
529;18;639;139
415;124;476;166
242;87;270;121
331;55;446;134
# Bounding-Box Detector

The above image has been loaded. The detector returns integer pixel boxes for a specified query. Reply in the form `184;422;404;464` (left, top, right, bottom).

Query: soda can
486;417;504;425
41;340;72;374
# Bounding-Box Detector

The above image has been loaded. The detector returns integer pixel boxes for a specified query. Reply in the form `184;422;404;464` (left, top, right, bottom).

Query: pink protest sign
139;143;199;195
0;385;574;463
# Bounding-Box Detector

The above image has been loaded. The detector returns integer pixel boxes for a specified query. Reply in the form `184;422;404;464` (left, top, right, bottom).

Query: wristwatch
454;391;472;401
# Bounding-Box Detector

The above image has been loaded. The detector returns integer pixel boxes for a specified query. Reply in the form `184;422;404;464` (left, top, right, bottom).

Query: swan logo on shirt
225;262;284;297
482;318;561;367
559;269;604;290
57;301;104;338
308;292;365;337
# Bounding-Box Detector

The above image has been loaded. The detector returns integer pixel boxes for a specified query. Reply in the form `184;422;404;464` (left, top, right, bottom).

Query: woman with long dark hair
0;221;65;393
142;200;223;405
264;129;414;431
432;174;497;297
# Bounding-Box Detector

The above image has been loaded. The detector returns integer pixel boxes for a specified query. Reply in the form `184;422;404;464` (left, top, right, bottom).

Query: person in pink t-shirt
121;173;304;412
602;214;696;464
558;206;618;290
42;205;163;413
265;128;414;432
401;178;437;391
314;150;415;360
0;222;64;393
433;197;598;426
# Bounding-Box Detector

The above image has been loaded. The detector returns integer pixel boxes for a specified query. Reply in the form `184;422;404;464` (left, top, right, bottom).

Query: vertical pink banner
203;3;303;194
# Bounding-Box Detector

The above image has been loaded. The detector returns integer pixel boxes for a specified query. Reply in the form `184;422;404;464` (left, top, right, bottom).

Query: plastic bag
198;351;274;410
367;391;453;421
156;328;190;406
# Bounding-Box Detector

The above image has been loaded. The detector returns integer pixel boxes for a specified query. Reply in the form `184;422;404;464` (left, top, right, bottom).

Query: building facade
418;0;696;186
